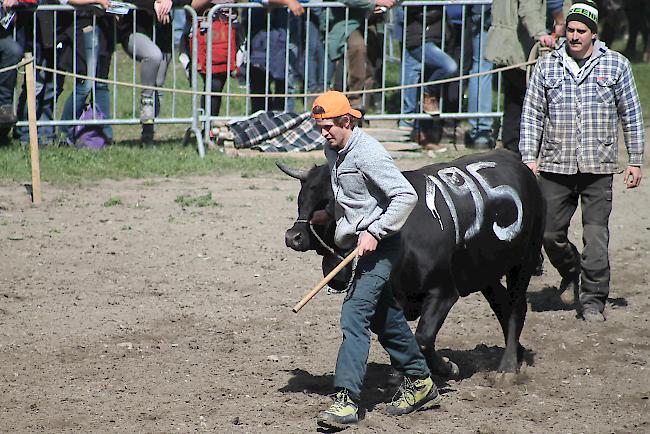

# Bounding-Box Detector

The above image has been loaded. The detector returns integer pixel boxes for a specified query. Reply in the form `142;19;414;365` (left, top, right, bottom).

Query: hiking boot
558;274;579;305
582;306;605;322
317;389;358;429
386;376;441;416
422;94;439;115
140;96;155;124
0;105;17;126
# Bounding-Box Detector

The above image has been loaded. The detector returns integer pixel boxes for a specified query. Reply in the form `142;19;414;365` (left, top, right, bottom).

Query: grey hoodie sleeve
358;148;418;241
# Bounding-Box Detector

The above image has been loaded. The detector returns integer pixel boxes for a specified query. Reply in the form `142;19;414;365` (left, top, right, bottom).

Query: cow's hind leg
497;265;530;373
414;287;460;378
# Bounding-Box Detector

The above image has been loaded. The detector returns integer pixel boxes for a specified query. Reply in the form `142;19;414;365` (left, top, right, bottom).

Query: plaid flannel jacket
520;41;645;174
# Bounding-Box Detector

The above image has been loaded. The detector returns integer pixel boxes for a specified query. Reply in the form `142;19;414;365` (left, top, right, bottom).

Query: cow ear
276;162;308;181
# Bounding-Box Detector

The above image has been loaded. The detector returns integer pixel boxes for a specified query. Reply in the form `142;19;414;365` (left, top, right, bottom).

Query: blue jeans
334;234;430;402
14;38;64;143
467;17;493;136
172;8;187;48
400;42;457;128
61;28;112;141
304;17;325;93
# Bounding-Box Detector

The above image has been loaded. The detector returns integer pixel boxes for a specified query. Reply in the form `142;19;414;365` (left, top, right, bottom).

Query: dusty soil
1;151;649;434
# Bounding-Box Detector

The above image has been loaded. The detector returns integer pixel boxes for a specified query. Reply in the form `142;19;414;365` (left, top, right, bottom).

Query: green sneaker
317;389;358;429
386;376;441;416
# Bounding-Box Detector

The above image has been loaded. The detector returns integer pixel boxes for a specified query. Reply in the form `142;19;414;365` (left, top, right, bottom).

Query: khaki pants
334;25;381;109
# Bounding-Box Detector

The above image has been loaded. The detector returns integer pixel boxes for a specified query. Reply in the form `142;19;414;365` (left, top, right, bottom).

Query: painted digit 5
466;162;523;242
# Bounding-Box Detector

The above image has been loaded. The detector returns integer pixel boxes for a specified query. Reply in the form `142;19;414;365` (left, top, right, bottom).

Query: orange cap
311;91;362;119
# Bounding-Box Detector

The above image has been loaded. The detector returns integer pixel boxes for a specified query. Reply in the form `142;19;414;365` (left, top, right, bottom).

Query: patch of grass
175;192;221;208
103;197;123;207
286;194;295;202
0;143;325;184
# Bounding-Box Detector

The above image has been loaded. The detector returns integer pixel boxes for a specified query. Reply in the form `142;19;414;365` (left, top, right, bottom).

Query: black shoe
0;105;17;126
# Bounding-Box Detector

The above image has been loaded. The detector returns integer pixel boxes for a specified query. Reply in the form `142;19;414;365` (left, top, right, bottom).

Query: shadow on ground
528;286;628;312
438;344;535;380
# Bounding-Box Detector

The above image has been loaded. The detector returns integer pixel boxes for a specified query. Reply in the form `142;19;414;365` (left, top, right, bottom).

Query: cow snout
285;228;309;251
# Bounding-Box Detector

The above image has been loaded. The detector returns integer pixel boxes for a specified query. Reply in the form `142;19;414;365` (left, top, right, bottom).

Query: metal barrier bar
7;0;503;152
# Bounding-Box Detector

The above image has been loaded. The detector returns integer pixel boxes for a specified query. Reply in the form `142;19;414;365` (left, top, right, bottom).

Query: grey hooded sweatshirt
324;127;418;250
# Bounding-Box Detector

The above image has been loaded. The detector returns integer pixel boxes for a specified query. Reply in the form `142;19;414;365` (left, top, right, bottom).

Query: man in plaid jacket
519;0;644;322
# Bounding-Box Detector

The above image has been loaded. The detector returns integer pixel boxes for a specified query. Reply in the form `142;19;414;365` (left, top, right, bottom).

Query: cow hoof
441;357;460;379
494;372;517;386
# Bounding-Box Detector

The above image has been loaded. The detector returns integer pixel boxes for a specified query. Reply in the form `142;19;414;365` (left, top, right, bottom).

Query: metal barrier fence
7;0;500;155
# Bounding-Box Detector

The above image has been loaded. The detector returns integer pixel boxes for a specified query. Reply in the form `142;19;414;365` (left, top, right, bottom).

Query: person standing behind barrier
0;0;24;144
300;4;326;109
326;0;394;113
484;0;554;155
118;0;190;143
188;0;238;123
400;5;457;119
247;0;304;113
399;4;456;149
309;90;439;429
546;0;566;36
464;4;495;149
58;0;114;146
520;0;645;322
13;0;66;146
442;3;471;141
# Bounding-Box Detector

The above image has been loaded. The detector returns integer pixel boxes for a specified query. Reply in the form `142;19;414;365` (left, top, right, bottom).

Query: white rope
0;57;33;74
32;57;541;99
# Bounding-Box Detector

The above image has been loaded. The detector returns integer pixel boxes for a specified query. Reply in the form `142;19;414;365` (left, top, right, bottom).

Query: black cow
279;150;544;377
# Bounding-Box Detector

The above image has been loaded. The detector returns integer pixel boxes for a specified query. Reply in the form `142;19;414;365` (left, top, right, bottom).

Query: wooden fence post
24;53;41;205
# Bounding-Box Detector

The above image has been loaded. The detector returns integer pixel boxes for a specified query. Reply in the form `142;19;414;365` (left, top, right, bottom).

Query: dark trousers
538;172;613;312
334;234;430;402
250;65;286;112
0;30;23;107
501;68;527;155
201;72;226;116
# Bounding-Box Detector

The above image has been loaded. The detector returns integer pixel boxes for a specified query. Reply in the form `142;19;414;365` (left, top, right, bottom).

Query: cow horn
276;162;309;181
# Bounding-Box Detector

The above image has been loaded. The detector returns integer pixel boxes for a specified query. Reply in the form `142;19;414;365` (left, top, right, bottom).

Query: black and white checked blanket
228;111;326;152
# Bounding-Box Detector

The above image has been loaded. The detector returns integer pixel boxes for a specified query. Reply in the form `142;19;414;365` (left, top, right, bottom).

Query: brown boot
422;94;440;115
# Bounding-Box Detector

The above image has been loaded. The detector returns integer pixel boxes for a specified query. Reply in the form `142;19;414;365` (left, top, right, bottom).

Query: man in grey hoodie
309;91;439;429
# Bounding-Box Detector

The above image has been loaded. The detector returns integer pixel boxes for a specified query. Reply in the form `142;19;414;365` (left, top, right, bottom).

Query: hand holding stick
292;248;358;313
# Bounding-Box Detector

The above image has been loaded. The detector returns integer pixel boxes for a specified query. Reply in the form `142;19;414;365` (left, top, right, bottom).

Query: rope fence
29;58;541;99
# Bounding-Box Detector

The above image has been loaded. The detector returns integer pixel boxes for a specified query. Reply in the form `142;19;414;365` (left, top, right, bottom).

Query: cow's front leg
415;289;459;378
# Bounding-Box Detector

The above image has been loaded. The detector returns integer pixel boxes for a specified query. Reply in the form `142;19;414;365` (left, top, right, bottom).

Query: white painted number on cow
438;167;485;241
424;162;523;243
466;162;523;241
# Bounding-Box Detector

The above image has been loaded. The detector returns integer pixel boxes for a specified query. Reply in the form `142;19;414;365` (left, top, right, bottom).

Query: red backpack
190;12;238;75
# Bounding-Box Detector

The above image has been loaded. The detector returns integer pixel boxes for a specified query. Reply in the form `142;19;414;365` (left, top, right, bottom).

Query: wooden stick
25;53;41;205
292;248;358;313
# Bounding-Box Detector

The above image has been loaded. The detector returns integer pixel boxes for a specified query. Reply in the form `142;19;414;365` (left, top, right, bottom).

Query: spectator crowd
0;0;647;149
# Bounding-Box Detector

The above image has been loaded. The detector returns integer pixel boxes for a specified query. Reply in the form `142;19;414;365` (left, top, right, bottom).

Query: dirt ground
1;148;649;433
